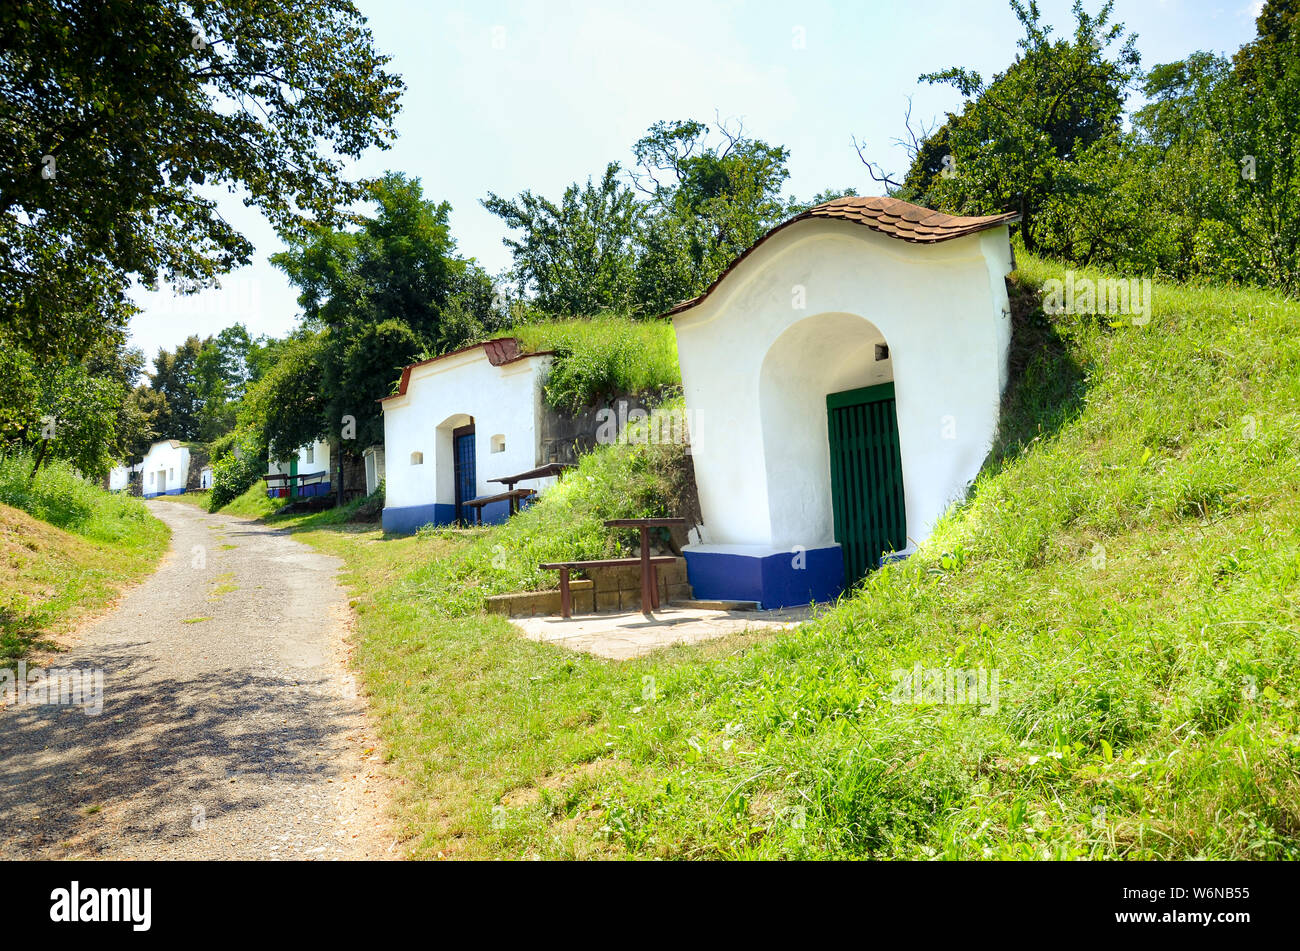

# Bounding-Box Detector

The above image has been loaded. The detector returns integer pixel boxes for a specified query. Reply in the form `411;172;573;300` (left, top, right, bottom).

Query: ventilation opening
410;451;424;465
874;344;890;361
490;434;506;454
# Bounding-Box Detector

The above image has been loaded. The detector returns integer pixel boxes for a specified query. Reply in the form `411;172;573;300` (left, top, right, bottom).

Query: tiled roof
379;338;554;403
803;196;1018;243
665;197;1019;317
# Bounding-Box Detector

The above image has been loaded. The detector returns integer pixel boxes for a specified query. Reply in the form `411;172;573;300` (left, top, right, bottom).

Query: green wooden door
827;382;907;586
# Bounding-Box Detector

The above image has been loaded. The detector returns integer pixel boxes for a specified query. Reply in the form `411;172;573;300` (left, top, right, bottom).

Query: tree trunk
336;444;345;508
29;439;50;481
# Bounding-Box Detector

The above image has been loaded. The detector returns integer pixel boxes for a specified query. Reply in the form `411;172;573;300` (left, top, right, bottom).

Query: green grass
0;454;169;664
274;254;1300;859
215;481;287;519
511;315;681;411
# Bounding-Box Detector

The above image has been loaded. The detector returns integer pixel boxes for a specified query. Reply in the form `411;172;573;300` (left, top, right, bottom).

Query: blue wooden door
453;425;476;523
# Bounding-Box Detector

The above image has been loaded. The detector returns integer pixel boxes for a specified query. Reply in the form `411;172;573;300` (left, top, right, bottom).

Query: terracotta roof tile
665;196;1018;317
379;338;555;403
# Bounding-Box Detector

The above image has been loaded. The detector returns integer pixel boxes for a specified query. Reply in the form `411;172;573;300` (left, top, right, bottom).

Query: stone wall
484;557;693;618
537;392;659;465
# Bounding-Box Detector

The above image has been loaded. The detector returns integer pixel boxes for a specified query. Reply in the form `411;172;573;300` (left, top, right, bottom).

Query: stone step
669;598;761;612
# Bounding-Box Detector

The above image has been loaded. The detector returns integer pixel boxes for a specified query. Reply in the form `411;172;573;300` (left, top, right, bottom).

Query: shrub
208;441;266;511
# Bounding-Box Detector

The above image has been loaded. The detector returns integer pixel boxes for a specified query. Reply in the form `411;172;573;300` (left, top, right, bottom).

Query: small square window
410;451;424;465
874;344;890;361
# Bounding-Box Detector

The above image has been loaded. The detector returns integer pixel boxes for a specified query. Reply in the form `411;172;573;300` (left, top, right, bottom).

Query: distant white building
379;338;560;533
669;196;1018;608
199;465;214;490
108;462;140;492
140;440;191;498
265;439;331;499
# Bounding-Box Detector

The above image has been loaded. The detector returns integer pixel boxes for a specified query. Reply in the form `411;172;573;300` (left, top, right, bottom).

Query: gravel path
0;501;393;860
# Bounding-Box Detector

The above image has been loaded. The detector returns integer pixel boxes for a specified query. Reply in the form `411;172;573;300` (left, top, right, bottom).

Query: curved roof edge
379;337;555;404
664;196;1019;318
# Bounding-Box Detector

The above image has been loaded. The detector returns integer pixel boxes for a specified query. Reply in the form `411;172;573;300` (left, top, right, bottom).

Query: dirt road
0;500;392;859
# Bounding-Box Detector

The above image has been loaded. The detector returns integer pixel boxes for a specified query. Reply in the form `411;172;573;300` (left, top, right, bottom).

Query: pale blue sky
127;0;1264;362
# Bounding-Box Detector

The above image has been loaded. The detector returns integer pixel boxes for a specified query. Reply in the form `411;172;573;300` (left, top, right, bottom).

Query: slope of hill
0;457;169;663
277;253;1300;859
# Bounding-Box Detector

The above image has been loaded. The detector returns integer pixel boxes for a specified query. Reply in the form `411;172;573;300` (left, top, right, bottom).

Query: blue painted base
683;545;844;609
143;488;186;499
267;481;332;500
382;498;519;533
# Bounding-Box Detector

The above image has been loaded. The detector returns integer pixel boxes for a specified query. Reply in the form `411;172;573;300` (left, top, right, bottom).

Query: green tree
146;336;205;441
193;324;254;441
0;0;403;360
483;163;642;316
270;175;497;499
631;118;792;306
896;1;1140;252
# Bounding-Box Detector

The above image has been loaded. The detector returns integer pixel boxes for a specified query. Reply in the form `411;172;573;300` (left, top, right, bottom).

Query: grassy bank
277;254;1300;859
512;315;680;411
215;481;287;519
0;456;169;664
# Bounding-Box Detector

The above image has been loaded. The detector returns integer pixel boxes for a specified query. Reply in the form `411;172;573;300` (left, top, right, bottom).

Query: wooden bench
463;488;536;525
539;557;679;618
489;462;574;493
604;517;688;617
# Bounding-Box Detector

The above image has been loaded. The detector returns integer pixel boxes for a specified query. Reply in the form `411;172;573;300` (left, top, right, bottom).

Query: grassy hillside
0;456;169;664
511;316;680;411
278;255;1300;859
216;481;287;519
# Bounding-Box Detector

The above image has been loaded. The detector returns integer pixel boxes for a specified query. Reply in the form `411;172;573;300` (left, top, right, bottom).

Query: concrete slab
510;605;812;660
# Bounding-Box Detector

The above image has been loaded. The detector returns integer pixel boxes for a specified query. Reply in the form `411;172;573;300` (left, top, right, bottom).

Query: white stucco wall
108;465;133;492
382;350;554;511
673;218;1014;554
267;439;331;477
140;441;191;495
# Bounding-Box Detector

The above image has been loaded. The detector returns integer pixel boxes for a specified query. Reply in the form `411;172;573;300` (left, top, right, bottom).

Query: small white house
140;440;191;498
670;196;1018;608
266;439;331;499
363;445;386;496
108;462;140;492
199;465;214;490
380;338;559;532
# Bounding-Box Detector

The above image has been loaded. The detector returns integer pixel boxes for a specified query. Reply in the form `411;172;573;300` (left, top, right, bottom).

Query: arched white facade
380;341;557;532
672;207;1016;607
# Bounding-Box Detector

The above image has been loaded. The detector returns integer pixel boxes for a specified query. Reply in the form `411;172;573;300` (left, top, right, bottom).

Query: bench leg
650;565;660;611
639;527;654;615
559;567;571;619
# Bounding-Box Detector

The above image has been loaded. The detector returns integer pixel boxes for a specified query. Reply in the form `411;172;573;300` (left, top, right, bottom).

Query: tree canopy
1;0;403;361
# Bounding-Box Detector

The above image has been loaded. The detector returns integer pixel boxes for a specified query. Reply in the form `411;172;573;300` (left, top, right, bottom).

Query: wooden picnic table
489;462;573;491
485;462;574;517
463;488;536;525
539;555;679;618
603;517;687;614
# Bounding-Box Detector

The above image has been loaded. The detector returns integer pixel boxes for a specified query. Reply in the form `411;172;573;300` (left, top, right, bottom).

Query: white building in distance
140;440;191;498
379;339;560;533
